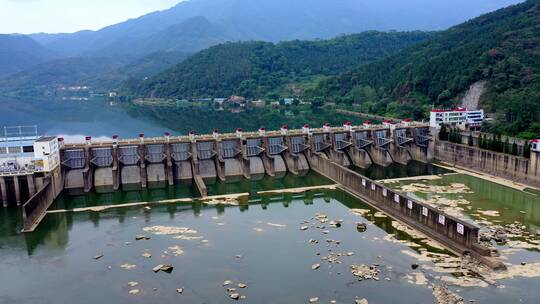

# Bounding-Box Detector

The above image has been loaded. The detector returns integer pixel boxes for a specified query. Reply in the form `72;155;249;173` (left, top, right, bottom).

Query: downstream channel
1;162;540;303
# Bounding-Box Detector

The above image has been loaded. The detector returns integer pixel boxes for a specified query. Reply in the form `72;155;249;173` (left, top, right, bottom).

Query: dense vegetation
310;0;540;137
125;31;433;98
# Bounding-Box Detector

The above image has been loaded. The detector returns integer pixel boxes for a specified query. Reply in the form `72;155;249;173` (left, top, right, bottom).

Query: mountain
125;31;433;98
0;50;193;95
0;34;56;76
95;16;232;59
310;0;540;136
0;57;130;96
30;0;522;58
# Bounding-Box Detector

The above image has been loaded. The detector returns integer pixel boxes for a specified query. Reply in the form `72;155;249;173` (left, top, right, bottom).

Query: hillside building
429;108;484;130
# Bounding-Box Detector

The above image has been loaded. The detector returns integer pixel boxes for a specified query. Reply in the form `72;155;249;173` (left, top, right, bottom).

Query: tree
439;124;449;141
524;141;531;158
503;138;510;154
511;142;518;155
468;134;474;146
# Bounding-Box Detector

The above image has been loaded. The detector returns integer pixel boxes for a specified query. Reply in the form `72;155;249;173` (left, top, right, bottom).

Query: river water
1;97;540;303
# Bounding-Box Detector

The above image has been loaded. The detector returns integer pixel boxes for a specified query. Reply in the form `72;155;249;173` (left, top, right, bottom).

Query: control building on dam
1;122;508;268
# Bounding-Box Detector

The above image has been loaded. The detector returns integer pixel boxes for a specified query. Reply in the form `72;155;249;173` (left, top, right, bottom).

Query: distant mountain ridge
26;0;522;58
0;0;525;96
0;34;56;76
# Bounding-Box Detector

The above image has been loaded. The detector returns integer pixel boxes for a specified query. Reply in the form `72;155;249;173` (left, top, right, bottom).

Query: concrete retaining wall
308;152;481;253
434;141;540;188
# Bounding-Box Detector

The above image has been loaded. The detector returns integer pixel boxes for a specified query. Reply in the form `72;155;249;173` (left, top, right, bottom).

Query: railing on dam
308;152;480;251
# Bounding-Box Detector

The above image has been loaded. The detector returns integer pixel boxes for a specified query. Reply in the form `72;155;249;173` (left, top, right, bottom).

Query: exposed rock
312;263;321;270
350;209;370;216
351;264;380;280
223;280;232;286
355;299;368;304
93;254;103;260
153;264;164;273
329;220;342;228
300;226;309;231
128;281;139;287
176;288;184;294
142;252;152;258
152;264;174;273
229;293;240;300
160;264;174;273
135;235;150;241
128;289;140;295
432;285;464;304
238;283;247;288
356;222;367;232
168;245;184;256
120;263;137;270
309;297;319;303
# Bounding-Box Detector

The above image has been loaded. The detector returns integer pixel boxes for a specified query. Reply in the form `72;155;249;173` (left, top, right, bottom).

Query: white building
0;135;60;175
531;140;540;153
429;108;484;130
33;137;61;172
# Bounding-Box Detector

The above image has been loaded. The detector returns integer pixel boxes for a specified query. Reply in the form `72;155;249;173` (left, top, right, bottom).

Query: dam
2;121;540;303
1;121;508;269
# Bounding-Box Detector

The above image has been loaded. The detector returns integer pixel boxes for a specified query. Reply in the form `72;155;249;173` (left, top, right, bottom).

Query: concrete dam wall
434;140;540;188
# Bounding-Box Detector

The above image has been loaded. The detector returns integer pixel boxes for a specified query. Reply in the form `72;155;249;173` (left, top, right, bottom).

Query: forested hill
124;31;433;99
310;0;540;137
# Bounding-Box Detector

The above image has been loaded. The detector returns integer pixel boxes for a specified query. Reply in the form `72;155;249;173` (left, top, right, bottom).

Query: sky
0;0;185;34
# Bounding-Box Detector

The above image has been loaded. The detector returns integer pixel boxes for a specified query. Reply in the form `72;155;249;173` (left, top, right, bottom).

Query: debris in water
135;235;151;241
93;254;103;260
143;226;198;236
267;222;287;228
176;288;184;294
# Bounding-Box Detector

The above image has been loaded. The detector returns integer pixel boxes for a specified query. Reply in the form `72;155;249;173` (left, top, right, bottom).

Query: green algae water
1;168;540;303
